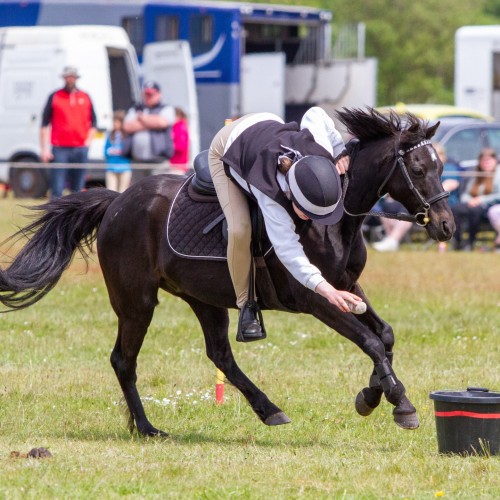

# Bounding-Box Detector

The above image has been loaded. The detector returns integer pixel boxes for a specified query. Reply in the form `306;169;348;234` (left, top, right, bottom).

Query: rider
208;106;363;342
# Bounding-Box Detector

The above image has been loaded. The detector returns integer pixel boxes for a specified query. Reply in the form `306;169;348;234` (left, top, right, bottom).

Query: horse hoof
393;411;419;430
264;412;291;426
355;390;375;416
139;426;169;438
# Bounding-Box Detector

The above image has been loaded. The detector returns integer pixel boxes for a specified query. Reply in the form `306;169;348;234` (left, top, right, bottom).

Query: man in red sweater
40;66;97;198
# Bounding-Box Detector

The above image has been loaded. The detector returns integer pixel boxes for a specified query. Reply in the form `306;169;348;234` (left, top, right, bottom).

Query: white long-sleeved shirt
224;107;345;291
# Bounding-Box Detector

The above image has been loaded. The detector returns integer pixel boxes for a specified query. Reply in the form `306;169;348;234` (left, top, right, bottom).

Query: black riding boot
236;302;266;342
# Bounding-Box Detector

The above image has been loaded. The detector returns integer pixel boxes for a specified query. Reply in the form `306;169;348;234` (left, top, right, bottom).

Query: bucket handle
467;386;489;392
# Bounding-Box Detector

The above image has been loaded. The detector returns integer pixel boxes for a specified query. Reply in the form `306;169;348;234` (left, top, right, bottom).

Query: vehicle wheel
9;158;49;198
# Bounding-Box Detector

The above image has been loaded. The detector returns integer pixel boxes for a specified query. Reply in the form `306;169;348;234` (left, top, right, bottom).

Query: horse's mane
335;107;429;144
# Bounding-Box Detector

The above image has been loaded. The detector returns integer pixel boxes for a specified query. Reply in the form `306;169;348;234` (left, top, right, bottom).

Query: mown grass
0;196;499;498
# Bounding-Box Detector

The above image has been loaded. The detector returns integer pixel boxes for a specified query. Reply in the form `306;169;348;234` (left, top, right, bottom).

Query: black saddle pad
167;176;273;261
167;175;227;260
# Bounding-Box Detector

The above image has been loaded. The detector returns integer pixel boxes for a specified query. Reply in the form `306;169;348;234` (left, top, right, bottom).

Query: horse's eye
411;166;425;177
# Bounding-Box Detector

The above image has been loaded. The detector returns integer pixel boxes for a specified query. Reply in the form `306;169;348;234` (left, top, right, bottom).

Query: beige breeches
208;117;253;309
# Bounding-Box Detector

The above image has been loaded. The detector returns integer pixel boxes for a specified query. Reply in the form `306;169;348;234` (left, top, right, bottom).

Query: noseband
343;138;450;226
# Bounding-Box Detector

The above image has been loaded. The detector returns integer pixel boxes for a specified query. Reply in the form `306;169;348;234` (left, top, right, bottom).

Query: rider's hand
315;280;363;313
335;155;350;175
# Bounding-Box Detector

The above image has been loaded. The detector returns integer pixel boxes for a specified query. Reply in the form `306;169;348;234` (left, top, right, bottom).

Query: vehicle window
122;16;144;58
155;15;179;41
190;14;213;56
442;128;483;165
485;127;500;153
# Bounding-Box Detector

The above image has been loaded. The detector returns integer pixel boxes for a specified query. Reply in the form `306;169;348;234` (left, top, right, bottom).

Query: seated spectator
452;148;500;251
487;203;500;252
170;107;190;174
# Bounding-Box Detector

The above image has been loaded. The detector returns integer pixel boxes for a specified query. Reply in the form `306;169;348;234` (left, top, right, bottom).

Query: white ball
349;301;367;314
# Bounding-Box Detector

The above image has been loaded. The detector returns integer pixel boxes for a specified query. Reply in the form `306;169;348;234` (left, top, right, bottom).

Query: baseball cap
287;155;344;225
143;81;161;93
61;66;80;78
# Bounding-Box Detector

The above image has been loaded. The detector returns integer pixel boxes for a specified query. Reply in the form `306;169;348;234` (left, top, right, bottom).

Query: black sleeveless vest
221;120;333;217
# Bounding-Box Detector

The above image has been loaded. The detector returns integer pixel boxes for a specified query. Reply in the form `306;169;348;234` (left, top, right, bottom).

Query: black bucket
429;387;500;455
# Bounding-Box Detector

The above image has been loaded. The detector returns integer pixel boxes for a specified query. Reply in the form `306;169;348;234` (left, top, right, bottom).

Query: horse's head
336;108;455;242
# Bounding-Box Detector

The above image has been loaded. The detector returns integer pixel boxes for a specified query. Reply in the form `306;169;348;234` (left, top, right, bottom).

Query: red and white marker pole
216;369;225;404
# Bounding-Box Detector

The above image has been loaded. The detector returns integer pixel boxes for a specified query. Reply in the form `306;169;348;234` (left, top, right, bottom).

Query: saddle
188;149;269;257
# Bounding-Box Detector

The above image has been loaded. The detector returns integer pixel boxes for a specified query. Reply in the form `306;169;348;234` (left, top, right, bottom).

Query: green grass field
0;196;499;498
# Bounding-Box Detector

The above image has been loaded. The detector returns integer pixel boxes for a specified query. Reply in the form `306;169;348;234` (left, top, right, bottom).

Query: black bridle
342;138;450;227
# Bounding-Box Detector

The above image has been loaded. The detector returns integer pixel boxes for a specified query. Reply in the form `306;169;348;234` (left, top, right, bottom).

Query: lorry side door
241;52;285;118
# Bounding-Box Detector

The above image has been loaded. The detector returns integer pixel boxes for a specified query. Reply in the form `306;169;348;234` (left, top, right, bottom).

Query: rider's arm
227;166;323;290
253;187;324;291
300;106;346;159
252;186;360;312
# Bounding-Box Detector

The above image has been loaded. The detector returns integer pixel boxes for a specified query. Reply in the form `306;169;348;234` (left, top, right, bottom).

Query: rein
342;138;450;227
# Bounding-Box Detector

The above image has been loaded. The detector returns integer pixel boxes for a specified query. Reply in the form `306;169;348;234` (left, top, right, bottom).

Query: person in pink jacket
170;107;190;173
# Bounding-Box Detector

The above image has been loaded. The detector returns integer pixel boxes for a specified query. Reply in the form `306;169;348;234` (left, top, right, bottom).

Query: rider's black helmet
287;155;344;225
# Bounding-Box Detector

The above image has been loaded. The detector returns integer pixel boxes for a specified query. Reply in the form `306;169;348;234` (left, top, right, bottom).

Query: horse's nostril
442;219;454;237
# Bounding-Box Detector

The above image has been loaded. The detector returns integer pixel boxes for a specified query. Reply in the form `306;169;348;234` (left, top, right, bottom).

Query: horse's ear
426;121;440;139
407;122;420;134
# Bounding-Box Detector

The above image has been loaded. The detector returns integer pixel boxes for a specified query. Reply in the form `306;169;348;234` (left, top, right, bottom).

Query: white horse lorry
455;25;500;121
0;25;199;197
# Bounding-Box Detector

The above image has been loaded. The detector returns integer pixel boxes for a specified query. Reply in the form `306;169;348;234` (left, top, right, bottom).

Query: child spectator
105;110;132;193
170;107;190;174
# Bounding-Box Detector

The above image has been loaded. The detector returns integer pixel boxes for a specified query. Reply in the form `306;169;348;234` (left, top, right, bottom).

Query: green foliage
485;0;500;17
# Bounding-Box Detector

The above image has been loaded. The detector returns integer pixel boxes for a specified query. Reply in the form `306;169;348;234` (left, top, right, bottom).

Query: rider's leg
208;121;263;340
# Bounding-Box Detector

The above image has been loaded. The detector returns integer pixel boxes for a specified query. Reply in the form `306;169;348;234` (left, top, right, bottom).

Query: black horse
0;108;454;437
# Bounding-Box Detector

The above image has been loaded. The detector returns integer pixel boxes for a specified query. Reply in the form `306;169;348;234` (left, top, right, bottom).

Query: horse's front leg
187;299;290;426
307;290;419;429
348;283;418;429
348;283;390;417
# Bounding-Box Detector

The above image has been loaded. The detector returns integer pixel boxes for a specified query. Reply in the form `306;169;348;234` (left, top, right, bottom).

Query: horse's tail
0;189;119;311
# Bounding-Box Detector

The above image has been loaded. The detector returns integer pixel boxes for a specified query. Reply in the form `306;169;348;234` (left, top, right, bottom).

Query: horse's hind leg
110;305;168;437
110;309;168;437
350;283;418;429
103;264;164;436
187;299;290;426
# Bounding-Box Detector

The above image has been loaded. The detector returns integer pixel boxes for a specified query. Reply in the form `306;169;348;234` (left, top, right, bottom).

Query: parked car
377;104;500;168
376;103;493;122
433;120;500;168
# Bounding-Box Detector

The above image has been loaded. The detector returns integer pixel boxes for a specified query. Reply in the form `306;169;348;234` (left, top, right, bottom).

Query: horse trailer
455;25;500;121
0;0;377;151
